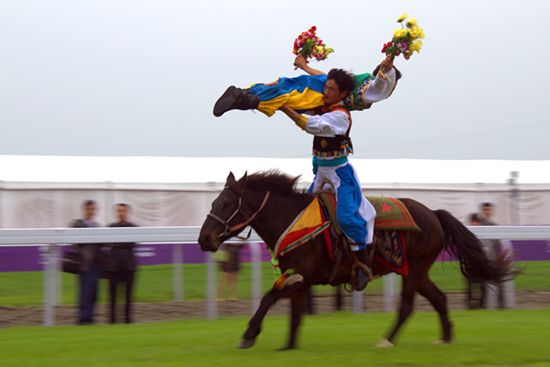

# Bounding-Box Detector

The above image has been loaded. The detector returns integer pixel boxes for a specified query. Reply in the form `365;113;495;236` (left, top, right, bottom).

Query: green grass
1;261;549;307
0;310;549;366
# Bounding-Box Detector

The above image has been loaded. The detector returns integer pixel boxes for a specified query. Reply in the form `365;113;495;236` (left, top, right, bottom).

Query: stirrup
351;261;374;283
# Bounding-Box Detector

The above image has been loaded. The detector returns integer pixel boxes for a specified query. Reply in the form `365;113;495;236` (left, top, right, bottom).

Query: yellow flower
393;28;409;38
397;13;408;23
410;27;425;39
410;40;423;53
406;18;418;28
315;45;325;54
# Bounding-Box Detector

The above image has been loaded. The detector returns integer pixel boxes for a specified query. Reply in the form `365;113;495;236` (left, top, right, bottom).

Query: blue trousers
78;264;100;323
309;162;375;249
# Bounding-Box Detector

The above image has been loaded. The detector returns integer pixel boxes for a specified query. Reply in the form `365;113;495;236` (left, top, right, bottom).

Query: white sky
1;0;549;159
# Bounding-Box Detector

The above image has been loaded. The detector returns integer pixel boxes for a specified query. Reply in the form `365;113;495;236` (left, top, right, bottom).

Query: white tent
1;155;549;228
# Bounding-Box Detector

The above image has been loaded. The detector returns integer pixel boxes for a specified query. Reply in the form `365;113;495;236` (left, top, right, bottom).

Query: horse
198;171;510;350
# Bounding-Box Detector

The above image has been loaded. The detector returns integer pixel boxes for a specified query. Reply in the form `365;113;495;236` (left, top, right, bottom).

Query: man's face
117;205;129;222
84;204;96;220
323;79;347;106
482;206;493;219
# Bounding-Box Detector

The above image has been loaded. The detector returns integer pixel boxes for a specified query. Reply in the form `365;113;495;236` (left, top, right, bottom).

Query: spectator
478;202;513;309
105;203;138;323
480;202;497;226
216;243;243;300
466;213;485;309
70;200;102;325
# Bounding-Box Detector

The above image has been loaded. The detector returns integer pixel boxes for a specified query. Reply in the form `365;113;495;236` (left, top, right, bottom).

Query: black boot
353;249;371;291
213;86;259;117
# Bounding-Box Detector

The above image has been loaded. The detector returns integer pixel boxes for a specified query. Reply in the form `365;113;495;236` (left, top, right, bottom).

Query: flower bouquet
293;26;334;65
381;14;425;60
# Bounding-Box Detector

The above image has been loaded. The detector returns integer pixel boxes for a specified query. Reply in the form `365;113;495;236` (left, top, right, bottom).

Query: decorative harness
207;189;271;240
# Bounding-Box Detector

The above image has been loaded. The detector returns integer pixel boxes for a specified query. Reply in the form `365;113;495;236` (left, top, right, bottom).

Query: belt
312;156;348;167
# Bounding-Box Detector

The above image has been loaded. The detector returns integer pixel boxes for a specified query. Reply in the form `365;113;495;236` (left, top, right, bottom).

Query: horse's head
198;171;269;252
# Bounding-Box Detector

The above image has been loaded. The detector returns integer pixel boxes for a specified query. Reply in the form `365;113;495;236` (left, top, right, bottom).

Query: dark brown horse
198;171;510;350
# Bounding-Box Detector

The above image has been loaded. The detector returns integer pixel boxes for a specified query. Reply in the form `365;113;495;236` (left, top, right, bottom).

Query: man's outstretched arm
279;105;308;129
294;55;326;76
279;105;349;136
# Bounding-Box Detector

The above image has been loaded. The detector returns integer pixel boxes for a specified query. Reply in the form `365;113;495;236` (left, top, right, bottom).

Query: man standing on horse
279;67;381;291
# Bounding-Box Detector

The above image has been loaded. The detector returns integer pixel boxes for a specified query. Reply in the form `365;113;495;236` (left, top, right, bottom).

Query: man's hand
293;54;308;70
293;54;325;76
279;105;307;129
380;54;395;72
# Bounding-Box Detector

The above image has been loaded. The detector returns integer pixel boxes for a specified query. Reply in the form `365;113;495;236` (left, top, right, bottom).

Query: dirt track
1;291;549;328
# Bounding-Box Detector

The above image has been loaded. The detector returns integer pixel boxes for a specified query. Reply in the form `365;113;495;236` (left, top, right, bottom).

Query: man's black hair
327;68;356;95
481;202;494;208
116;203;130;209
469;213;481;223
83;200;96;207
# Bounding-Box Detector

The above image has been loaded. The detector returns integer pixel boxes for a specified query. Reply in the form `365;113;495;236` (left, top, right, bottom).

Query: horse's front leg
240;277;304;349
280;289;308;350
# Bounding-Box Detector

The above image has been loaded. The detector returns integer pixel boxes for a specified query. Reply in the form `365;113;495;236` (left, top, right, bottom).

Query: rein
207;190;271;240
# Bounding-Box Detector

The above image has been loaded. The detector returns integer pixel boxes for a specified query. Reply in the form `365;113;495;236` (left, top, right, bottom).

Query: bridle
207;189;271;240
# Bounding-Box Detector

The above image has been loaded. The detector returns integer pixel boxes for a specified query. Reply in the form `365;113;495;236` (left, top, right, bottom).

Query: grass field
0;309;549;367
1;261;549;307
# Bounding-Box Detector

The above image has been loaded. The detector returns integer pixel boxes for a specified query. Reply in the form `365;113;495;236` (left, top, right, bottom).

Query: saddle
274;193;419;276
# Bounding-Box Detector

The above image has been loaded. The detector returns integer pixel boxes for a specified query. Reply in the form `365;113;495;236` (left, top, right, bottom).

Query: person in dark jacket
466;213;485;309
105;203;138;323
70;199;102;325
216;243;243;300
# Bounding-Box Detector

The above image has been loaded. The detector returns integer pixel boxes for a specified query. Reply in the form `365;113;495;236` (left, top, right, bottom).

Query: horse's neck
250;192;311;252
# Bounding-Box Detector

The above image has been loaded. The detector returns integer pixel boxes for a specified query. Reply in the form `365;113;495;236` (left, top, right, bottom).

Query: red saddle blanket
274;194;419;272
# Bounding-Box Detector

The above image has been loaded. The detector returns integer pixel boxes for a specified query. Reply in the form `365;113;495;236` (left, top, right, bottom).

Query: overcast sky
1;0;549;159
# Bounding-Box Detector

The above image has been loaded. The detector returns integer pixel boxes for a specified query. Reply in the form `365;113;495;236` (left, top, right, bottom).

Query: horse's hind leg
381;276;417;346
417;277;453;343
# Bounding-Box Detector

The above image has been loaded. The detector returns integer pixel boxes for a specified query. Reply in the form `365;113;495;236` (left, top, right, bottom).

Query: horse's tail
434;209;513;284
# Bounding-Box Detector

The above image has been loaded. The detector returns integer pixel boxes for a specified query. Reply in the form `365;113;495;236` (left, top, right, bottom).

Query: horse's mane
244;170;309;198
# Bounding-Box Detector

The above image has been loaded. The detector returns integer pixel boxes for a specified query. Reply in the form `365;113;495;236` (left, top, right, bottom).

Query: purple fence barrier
0;243;274;272
0;241;549;273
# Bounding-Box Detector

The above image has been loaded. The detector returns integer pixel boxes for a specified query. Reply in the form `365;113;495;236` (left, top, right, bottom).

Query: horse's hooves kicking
238;339;256;349
376;339;394;348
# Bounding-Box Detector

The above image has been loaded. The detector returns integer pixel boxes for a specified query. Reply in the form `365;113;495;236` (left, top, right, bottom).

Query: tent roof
1;155;549;190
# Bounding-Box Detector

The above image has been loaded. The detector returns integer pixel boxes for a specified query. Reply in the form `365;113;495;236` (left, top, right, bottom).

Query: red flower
381;40;393;53
293;26;332;62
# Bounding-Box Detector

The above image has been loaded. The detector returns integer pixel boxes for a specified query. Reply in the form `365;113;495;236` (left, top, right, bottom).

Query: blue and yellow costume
248;71;394;117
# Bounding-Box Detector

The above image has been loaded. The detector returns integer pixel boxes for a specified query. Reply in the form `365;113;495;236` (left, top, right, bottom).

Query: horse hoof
376;339;394;348
433;339;450;345
276;346;296;352
238;339;256;349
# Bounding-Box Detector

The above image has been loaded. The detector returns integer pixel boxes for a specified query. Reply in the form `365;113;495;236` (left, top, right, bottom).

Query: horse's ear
226;172;236;186
235;171;247;193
